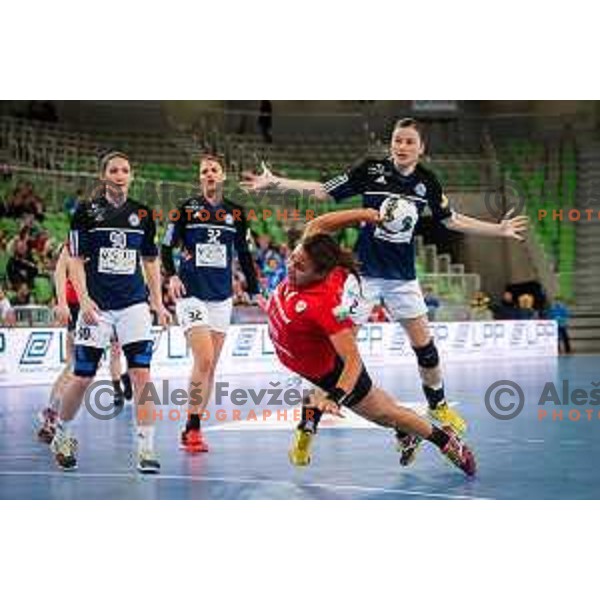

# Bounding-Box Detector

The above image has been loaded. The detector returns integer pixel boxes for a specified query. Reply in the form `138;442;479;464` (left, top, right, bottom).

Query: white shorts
349;277;428;323
176;297;233;334
74;302;153;349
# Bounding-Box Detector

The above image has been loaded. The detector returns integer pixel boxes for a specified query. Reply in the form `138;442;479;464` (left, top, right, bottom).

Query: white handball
378;196;418;235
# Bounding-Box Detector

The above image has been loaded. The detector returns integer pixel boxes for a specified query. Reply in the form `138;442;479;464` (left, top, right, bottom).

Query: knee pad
73;345;104;377
122;340;153;370
413;340;439;369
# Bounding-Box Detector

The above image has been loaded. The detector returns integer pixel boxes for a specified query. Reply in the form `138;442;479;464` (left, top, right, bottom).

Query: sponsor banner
0;321;557;387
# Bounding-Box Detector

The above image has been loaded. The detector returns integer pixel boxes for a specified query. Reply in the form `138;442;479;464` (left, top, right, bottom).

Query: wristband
326;387;347;406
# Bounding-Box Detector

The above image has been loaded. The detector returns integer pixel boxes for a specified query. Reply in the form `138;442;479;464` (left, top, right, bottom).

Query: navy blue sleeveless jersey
69;198;158;311
162;196;259;302
323;158;453;281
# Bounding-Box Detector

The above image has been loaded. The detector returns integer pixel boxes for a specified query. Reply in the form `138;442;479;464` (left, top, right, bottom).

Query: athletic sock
427;426;450;450
112;379;123;395
299;402;322;434
47;395;61;414
423;383;445;410
137;425;155;453
186;413;201;431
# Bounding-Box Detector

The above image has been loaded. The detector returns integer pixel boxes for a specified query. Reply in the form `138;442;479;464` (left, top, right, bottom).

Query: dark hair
99;150;130;175
199;153;225;169
301;233;362;286
392;117;425;141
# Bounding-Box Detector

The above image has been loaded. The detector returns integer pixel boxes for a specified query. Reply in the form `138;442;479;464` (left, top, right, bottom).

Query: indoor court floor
1;355;598;500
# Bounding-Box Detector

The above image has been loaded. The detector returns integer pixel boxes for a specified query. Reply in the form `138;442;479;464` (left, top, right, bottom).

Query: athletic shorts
73;302;153;350
67;303;80;333
175;296;233;334
347;277;428;323
309;355;373;408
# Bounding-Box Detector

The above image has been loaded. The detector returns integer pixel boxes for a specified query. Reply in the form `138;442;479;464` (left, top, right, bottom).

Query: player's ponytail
302;233;362;287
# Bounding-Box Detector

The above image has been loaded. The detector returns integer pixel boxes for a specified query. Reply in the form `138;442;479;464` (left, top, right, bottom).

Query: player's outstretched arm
303;208;381;238
445;208;529;241
241;162;331;201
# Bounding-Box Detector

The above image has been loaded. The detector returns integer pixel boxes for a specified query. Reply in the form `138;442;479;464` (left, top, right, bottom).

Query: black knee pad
73;345;104;377
122;340;153;370
413;340;439;369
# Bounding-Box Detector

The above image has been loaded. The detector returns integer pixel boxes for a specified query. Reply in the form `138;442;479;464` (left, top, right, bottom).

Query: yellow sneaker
428;401;467;435
288;429;314;467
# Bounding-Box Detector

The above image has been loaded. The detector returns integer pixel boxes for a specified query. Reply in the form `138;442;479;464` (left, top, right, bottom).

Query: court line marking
0;470;488;500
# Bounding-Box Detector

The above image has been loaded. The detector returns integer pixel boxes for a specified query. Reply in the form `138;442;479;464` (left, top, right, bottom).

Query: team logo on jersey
415;183;427;197
375;175;387;185
224;214;234;225
295;300;307;313
128;213;140;227
368;163;385;175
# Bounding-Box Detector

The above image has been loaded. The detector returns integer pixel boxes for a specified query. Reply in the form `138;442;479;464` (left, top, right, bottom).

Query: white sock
137;425;155;453
48;395;61;413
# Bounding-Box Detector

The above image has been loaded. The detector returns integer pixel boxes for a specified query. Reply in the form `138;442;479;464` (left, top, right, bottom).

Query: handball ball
378;197;416;234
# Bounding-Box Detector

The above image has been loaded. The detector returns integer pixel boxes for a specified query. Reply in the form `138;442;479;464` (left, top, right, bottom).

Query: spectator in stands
0;286;16;326
258;100;273;144
493;290;518;320
263;253;286;292
515;293;537;320
6;182;44;221
64;188;84;216
6;184;28;218
255;234;274;271
11;282;32;306
470;291;493;321
6;238;38;289
232;275;251;306
423;285;441;321
22;182;45;221
30;229;54;275
546;296;572;354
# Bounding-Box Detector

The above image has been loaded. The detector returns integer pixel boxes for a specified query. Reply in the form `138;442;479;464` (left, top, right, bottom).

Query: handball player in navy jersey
243;117;528;461
52;151;171;473
161;154;259;453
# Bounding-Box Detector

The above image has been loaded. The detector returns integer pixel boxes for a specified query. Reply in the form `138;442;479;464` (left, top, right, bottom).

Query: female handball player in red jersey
266;208;476;477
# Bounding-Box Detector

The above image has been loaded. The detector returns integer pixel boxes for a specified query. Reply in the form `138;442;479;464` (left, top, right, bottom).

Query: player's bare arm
67;255;99;325
303;208;381;238
445;208;529;241
142;257;171;327
241;162;332;201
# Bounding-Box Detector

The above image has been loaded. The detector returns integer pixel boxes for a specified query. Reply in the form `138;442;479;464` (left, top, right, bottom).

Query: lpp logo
20;332;54;365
